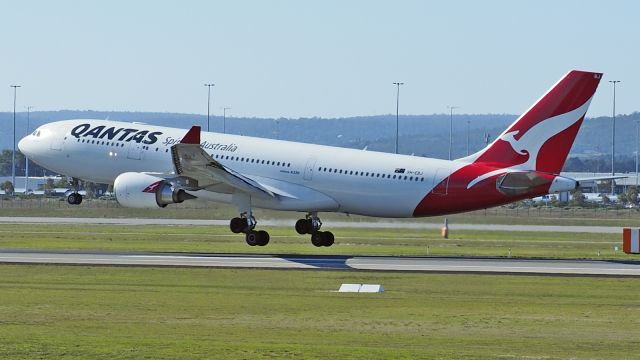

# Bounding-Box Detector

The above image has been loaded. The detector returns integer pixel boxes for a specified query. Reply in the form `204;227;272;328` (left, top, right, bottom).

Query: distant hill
1;109;639;161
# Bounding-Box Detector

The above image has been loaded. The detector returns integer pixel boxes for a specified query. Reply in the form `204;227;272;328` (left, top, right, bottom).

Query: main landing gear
229;213;270;247
67;177;83;205
295;212;334;247
229;193;270;246
228;194;334;247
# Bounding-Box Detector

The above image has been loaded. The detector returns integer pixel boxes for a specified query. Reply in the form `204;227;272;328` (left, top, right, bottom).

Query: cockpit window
32;130;41;137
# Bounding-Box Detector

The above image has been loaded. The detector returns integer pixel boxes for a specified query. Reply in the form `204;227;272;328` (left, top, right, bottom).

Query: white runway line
1;251;639;276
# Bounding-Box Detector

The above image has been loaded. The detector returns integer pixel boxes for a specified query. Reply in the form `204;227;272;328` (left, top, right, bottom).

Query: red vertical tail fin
462;70;603;174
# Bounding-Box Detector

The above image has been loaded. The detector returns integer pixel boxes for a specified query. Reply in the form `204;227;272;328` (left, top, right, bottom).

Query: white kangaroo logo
466;97;593;189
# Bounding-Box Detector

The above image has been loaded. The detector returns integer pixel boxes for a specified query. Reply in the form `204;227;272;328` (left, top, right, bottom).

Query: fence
0;197;639;220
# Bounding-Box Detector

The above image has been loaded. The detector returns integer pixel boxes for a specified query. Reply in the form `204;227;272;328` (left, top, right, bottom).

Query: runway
1;250;639;276
0;217;623;233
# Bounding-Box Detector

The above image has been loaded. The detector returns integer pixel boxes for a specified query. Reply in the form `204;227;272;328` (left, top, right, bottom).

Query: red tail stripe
181;126;201;145
503;70;601;136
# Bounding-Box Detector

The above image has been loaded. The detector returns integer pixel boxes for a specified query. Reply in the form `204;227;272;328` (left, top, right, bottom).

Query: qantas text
71;124;162;145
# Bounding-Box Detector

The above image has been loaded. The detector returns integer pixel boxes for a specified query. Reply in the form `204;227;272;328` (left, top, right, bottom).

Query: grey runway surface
0;216;623;233
1;250;639;276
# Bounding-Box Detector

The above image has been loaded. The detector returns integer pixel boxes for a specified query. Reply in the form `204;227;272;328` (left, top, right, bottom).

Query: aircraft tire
311;232;324;247
67;193;82;205
322;231;334;247
295;219;312;234
245;231;259;246
230;217;246;233
257;230;270;246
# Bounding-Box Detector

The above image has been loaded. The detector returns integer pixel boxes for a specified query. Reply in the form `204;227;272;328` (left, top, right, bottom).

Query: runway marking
351;262;640;273
1;251;640;276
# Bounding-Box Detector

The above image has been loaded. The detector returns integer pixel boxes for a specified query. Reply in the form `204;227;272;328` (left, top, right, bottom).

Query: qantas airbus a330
19;70;604;247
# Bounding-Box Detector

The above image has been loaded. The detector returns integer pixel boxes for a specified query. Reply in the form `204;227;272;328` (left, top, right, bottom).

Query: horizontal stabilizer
574;175;629;183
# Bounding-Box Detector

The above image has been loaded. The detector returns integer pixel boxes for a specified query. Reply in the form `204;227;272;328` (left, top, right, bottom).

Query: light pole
447;106;458;160
393;82;404;154
223;107;231;134
25;106;34;193
204;83;215;132
10;85;21;195
609;80;620;195
466;120;470;156
636;121;640;191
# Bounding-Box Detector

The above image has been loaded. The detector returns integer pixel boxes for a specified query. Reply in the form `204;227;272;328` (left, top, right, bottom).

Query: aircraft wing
170;126;276;199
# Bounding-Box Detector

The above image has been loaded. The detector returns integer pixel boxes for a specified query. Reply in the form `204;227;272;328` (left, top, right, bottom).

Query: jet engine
114;172;195;208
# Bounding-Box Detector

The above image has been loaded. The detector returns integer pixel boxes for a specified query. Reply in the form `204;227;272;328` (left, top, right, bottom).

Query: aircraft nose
18;136;31;156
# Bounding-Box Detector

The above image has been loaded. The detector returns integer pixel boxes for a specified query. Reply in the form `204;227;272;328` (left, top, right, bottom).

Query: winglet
181;126;201;144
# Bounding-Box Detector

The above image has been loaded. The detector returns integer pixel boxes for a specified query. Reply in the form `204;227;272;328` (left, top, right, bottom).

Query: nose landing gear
67;177;83;205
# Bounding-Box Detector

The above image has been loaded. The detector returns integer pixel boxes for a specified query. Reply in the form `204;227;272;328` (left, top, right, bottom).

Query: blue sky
1;0;638;118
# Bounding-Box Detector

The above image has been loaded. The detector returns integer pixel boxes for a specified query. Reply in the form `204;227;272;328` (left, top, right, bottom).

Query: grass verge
0;265;638;359
0;223;631;259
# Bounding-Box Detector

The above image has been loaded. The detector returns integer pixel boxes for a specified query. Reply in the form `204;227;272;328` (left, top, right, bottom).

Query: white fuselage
20;119;463;217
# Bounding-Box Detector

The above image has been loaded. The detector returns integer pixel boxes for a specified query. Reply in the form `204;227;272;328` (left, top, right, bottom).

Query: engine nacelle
114;172;194;208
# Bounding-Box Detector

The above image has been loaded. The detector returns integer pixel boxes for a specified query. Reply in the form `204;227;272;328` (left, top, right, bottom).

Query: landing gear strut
67;177;82;205
296;212;334;247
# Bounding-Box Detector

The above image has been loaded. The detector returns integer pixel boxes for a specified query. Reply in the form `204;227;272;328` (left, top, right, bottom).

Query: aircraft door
431;168;451;195
127;142;143;160
303;157;317;181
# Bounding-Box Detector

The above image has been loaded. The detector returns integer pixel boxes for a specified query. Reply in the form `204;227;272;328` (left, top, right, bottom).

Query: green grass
0;223;631;259
0;265;638;359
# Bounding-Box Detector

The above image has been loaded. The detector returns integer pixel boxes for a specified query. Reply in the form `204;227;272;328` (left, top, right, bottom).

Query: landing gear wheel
311;231;335;247
67;193;82;205
311;232;324;247
322;231;334;247
245;231;259;246
230;217;246;233
257;230;270;246
295;219;312;234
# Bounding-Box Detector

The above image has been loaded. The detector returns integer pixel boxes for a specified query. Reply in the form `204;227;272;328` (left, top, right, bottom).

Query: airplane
19;70;604;247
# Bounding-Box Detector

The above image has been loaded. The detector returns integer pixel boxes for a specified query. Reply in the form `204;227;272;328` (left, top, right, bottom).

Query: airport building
0;176;62;194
